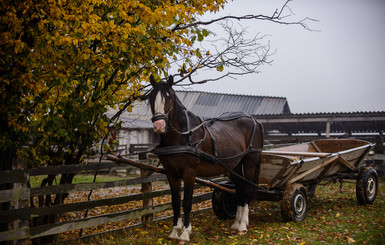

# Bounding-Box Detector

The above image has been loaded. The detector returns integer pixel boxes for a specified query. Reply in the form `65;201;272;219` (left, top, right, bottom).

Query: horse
146;75;264;242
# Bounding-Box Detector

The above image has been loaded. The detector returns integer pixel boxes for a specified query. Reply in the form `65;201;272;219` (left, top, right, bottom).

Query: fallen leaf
347;237;356;243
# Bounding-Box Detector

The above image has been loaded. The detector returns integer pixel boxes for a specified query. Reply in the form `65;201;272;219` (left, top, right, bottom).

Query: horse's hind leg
167;175;182;240
230;184;250;233
231;154;260;233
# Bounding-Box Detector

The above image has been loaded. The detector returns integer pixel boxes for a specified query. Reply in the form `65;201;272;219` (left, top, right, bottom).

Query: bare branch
170;20;273;85
172;0;317;32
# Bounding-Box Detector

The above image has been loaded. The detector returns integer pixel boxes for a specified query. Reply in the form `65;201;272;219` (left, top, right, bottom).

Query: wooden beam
337;157;356;171
107;155;236;195
288;155;339;184
262;150;330;158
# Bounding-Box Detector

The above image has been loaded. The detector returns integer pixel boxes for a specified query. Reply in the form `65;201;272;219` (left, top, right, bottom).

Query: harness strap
152;145;262;164
152;145;266;191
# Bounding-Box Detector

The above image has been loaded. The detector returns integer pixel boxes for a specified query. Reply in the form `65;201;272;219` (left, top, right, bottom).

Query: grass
71;181;385;245
29;174;134;188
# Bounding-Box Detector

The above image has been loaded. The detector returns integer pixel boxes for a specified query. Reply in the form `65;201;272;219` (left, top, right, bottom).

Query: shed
109;90;290;156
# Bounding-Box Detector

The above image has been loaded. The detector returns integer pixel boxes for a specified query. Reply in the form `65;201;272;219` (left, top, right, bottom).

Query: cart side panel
313;139;370;153
259;155;291;188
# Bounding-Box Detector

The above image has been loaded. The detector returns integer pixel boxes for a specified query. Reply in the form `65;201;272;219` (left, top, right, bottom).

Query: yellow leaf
335;212;341;218
347;237;356;243
216;65;224;72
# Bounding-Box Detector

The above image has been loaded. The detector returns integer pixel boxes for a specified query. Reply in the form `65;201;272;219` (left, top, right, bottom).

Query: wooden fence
0;159;217;243
1;151;383;244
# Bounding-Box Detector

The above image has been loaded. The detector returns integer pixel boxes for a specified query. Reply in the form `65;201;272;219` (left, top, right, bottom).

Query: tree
0;0;311;242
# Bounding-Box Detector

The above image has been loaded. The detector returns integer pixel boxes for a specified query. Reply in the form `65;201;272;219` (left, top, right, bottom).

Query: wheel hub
294;194;305;215
367;177;376;199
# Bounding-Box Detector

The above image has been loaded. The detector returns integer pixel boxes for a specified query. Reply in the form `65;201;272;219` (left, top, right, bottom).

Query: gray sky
187;0;385;113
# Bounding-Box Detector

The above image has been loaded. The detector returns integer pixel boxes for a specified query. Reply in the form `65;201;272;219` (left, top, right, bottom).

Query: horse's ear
167;76;174;87
150;75;157;87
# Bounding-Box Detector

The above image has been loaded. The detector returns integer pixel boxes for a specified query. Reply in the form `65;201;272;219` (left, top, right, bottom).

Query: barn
108;90;290;156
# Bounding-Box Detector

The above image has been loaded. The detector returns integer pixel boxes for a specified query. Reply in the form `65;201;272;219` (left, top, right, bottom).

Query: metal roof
108;90;290;122
175;91;290;118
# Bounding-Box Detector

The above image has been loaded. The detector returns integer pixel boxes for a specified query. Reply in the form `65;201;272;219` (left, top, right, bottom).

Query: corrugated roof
107;90;290;122
176;91;290;118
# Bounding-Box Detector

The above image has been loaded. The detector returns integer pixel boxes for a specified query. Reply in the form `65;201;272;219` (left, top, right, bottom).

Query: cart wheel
212;181;237;220
356;167;378;205
281;184;308;222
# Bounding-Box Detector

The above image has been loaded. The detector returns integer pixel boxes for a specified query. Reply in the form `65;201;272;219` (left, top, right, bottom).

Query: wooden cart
212;139;378;221
108;139;378;222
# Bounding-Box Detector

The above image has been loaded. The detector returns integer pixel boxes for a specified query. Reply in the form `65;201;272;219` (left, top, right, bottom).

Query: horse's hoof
238;230;247;236
179;225;192;243
168;229;180;240
230;222;240;231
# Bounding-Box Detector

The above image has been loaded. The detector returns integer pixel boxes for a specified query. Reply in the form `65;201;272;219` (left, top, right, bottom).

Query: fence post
12;158;29;245
374;135;384;177
139;153;153;223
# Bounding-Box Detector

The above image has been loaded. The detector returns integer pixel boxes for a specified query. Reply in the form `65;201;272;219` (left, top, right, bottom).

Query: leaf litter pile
64;181;384;245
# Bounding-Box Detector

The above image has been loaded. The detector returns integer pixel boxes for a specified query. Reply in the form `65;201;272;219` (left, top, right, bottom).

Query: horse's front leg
179;175;195;242
167;175;183;240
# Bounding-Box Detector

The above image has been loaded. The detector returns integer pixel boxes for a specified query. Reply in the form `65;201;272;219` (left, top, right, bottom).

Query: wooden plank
1;189;171;223
0;169;27;184
30;174;167;196
0;188;30;203
372;154;385;161
310;141;322;152
0;227;29;242
337;157;356;171
106;155;166;174
195;178;236;195
0;208;30;224
262;150;330;158
288;155;339;185
30;203;173;238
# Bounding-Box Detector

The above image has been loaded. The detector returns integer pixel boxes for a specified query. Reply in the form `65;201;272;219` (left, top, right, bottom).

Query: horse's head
148;75;176;134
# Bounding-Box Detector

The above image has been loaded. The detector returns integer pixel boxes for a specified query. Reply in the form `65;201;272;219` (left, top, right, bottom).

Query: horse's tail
252;117;264;186
252;116;264;149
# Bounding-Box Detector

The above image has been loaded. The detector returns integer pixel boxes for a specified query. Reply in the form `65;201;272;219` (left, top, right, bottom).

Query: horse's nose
153;119;166;133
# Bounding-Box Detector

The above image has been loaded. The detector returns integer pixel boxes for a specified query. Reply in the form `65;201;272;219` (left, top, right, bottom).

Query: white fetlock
238;204;249;232
175;218;183;231
230;206;243;230
179;225;192;242
168;218;183;240
241;204;249;226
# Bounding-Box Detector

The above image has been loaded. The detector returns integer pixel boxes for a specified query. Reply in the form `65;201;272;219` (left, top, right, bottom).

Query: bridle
150;94;174;124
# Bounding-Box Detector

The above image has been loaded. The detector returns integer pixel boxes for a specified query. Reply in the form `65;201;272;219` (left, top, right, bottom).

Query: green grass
29;174;133;188
73;181;385;245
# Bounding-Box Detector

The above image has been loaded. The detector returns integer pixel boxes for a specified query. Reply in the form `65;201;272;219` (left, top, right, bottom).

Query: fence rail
0;159;217;243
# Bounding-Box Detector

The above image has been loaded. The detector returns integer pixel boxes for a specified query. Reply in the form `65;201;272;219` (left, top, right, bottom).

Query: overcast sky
186;0;385;114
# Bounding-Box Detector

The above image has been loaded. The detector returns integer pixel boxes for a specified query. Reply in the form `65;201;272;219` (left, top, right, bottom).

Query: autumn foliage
0;0;227;168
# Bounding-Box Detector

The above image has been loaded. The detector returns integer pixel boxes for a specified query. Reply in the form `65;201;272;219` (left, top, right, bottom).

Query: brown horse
147;75;263;242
